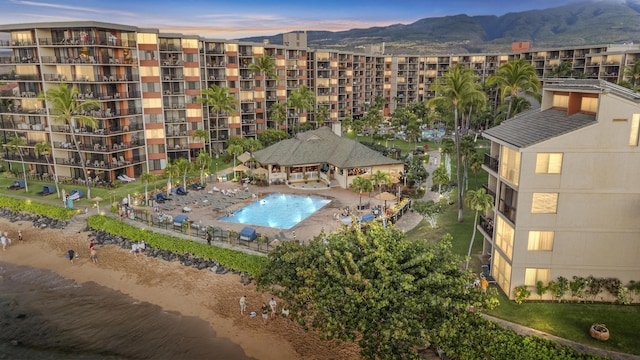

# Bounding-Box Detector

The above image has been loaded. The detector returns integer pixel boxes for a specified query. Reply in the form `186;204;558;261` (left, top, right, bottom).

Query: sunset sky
0;0;621;39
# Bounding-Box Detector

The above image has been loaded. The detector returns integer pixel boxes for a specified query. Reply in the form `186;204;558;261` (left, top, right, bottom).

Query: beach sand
0;218;359;359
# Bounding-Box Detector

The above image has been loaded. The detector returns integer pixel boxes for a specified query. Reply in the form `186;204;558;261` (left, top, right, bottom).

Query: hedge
0;196;77;220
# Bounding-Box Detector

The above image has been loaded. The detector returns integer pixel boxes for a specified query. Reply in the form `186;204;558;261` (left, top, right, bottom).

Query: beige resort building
481;79;640;300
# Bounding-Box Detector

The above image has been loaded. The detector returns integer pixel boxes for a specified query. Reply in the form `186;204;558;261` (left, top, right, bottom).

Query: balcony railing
2;154;52;164
483;153;499;172
479;215;494;238
482;184;496;199
498;200;517;224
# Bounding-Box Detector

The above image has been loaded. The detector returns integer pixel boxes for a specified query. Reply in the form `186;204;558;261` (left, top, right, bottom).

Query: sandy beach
0;217;360;359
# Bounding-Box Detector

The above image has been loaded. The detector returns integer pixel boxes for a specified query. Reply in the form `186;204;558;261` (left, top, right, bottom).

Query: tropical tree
468;151;484;189
314;105;330;128
623;60;640;88
464;188;494;270
174;158;193;190
350;175;373;207
257;128;289;147
412;198;448;228
370;170;392;193
550;61;575;78
269;102;287;130
197;84;237;154
140;172;157;206
429;65;484;222
192;129;211;157
494;96;532;124
341;110;353;135
287;85;315;133
249;54;277;126
196;151;212;184
256;225;495;359
487;58;541;121
439;137;455;178
432;165;450;194
5;136;28;192
163;161;179;196
227;143;244;179
460;135;477;192
34;141;59;197
42;83;100;199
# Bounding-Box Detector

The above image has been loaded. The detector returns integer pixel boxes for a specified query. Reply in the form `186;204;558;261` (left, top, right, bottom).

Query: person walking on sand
261;303;269;325
1;234;7;251
67;249;75;264
18;230;23;244
206;232;212;246
89;239;95;250
269;298;277;319
90;248;98;263
239;295;247;315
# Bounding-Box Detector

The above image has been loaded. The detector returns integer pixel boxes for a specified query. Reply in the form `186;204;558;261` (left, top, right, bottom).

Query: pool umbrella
233;164;250;180
375;191;397;209
253;167;268;175
237;152;251;164
92;196;103;213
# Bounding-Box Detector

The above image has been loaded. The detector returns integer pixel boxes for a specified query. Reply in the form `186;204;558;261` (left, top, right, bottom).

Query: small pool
219;193;331;229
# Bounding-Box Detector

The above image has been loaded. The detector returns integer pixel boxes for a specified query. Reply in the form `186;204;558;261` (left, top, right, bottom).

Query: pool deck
146;150;441;243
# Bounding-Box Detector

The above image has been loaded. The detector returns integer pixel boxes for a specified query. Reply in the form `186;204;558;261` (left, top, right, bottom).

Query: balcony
479;215;494;238
482;184;496;199
498;200;517;224
483;153;499;172
2;154;52;164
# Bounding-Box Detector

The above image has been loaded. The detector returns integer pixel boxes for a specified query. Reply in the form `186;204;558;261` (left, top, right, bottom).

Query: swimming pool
218;193;331;229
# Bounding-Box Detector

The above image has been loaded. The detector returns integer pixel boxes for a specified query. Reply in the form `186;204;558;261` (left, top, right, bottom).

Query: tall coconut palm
371;170;392;193
460;135;477;193
197;84;237;155
439;138;455;178
140;172;157;206
5;136;28;192
42;83;100;199
623;60;640;88
192;129;211;157
494;96;532;124
163;161;179;196
464;188;494;270
174;157;193;190
487;58;541;121
468;152;484;190
34;141;59;197
196;151;212;184
429;64;484;222
269;102;287;130
431;165;449;194
315;105;330;128
287;85;315;134
227;143;244;179
249;54;277;127
351;175;373;207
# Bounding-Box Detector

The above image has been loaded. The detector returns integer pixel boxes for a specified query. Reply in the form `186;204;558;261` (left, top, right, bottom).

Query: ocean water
0;262;253;360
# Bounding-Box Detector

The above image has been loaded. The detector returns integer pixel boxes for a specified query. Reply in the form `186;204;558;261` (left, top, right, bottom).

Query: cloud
9;0;137;17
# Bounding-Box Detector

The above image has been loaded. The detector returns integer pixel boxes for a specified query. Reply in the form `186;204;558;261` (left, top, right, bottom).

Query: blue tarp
239;227;257;241
173;214;188;226
361;214;375;222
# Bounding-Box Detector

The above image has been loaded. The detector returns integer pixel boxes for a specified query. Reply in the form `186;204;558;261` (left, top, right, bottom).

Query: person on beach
206;232;212;246
18;230;23;244
269;298;277;319
67;249;75;264
90;248;98;263
89;239;95;250
239;295;247;315
261;303;269;325
1;234;8;251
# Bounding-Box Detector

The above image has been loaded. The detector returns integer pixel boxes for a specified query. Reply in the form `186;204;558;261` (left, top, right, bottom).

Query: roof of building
482;108;597;149
253;127;402;168
543;79;640;103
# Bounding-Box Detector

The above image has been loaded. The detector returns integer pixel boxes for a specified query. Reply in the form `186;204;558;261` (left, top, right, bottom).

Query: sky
0;0;626;39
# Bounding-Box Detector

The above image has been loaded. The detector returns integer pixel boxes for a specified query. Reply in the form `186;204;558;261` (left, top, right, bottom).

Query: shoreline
0;218;359;359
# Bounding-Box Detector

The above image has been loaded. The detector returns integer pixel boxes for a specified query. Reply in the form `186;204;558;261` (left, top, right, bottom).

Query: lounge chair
36;185;55;196
122;174;136;182
117;175;134;183
7;180;25;190
68;189;84;201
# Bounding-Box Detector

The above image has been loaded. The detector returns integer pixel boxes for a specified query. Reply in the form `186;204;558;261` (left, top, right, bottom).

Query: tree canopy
257;224;495;359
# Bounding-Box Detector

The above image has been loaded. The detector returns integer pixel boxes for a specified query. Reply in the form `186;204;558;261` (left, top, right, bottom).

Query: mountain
240;1;640;54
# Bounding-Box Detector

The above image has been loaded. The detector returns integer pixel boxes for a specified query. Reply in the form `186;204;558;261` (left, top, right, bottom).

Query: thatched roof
253;127;402;168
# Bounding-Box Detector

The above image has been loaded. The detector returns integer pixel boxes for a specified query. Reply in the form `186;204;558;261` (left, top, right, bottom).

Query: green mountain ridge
240;1;640;54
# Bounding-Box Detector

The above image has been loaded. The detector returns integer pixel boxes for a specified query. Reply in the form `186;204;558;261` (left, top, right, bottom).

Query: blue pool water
218;193;331;229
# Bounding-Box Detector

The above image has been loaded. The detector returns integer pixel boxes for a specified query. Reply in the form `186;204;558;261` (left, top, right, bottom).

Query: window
187;108;202;117
495;217;514;260
535;153;563;174
145;128;165;139
147;144;165;154
580;97;598;113
137;33;157;45
492;251;512;293
144;114;163;123
142;83;160;93
182;39;198;49
143;98;162;108
138;50;157;61
552;94;569;108
140;66;159;77
527;231;554;251
531;193;558;214
500;146;521;186
524;268;550;286
630;114;640;147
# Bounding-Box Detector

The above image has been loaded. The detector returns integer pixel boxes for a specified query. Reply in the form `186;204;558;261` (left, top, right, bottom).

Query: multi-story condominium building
1;21;640;183
481;79;640;299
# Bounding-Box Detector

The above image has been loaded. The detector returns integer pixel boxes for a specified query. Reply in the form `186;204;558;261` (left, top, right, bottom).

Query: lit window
181;39;198;49
535;153;563;174
531;193;558;214
140;66;159;77
580;97;598;113
145;128;165;139
183;67;199;77
142;98;161;108
492;250;512;293
552;94;569;108
137;33;157;45
187;108;202;118
527;231;554;251
524;268;550;286
495;217;514;260
500;146;521;186
630;114;640;147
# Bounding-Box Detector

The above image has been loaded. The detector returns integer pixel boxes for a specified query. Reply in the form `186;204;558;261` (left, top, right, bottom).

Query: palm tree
227;143;244;179
140;172;157;206
42;83;100;199
494;96;532;124
487;58;541;121
351;175;373;207
464;188;494;269
315;105;330;128
5;136;28;192
192;129;211;157
439;138;455;178
197;84;237;155
468;151;484;190
249;54;277;127
287;85;315;134
196;151;212;184
623;60;640;88
163;161;179;196
269;102;287;130
431;165;450;194
34;141;60;197
550;61;575;78
370;170;392;193
460;135;477;192
429;64;484;222
174;158;193;190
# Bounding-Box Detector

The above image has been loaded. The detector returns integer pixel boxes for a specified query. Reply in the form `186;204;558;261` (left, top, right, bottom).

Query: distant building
283;31;307;48
512;41;530;52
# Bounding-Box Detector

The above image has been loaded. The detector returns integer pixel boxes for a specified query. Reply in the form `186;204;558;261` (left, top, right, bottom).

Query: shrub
535;280;547;299
0;196;77;220
514;285;531;304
